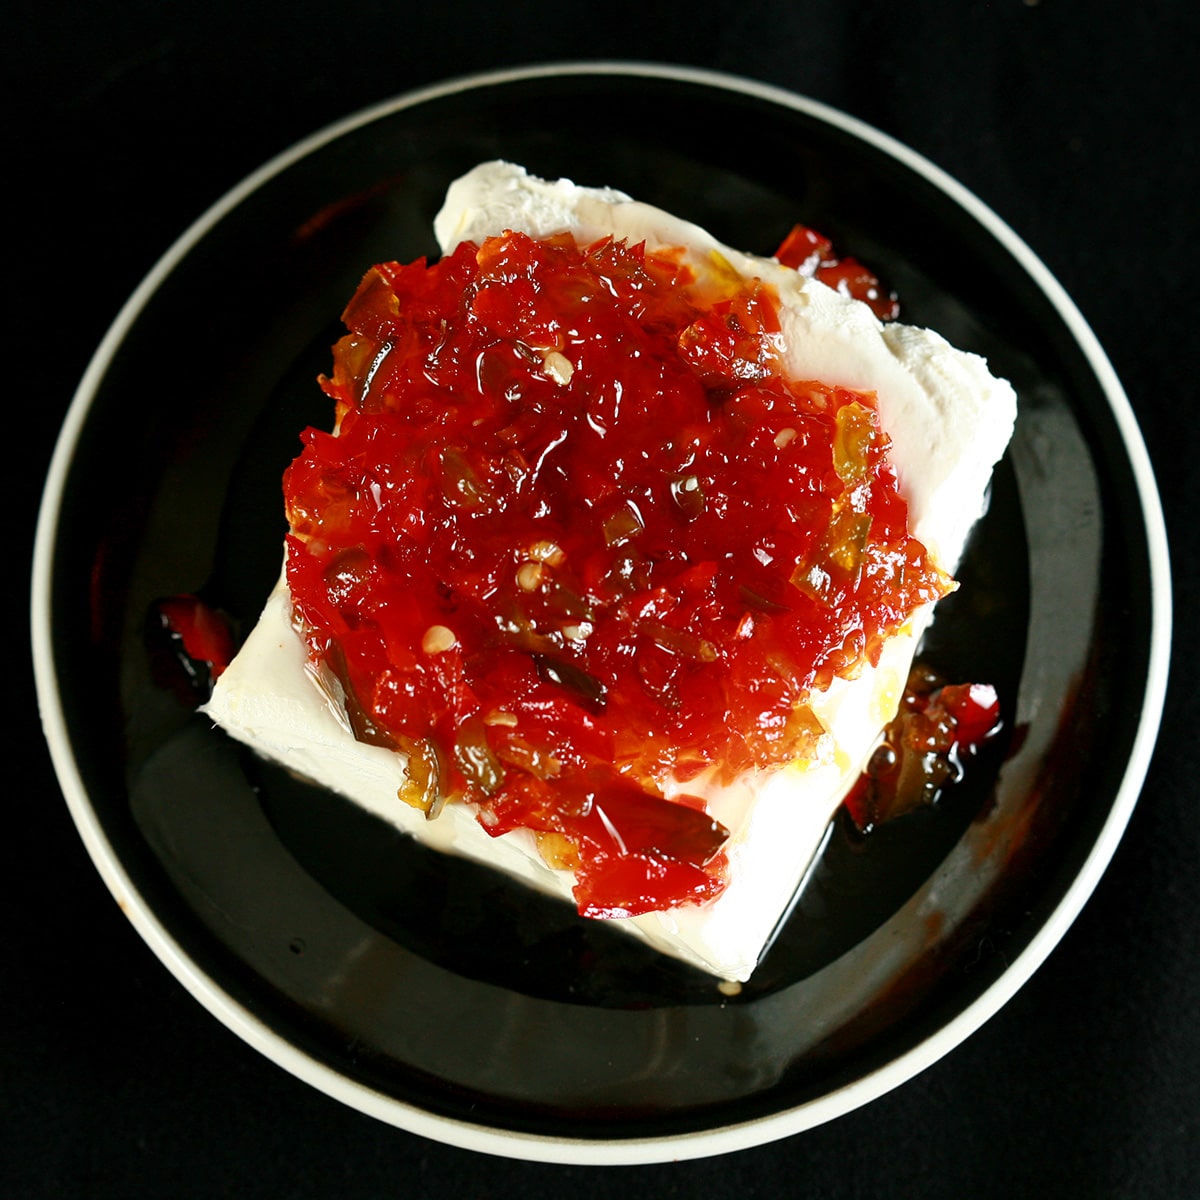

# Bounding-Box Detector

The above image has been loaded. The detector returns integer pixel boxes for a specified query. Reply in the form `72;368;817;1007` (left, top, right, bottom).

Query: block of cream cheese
204;161;1017;982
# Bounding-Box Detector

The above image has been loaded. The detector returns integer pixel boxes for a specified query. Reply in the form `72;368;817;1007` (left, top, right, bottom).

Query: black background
9;1;1198;1196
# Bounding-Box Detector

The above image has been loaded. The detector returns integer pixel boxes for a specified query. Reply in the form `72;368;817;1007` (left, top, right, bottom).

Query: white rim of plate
31;60;1172;1165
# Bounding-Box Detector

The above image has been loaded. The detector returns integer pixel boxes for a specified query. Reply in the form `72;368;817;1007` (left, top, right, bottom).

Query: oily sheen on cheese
205;162;1017;982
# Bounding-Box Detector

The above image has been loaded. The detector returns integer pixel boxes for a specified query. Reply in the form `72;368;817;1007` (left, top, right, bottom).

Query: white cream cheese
204;162;1017;983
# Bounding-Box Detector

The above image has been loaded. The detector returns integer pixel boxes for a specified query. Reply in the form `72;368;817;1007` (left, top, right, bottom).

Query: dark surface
9;2;1197;1197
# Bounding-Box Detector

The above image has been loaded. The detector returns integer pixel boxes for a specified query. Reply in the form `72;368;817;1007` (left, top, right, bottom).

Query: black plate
32;64;1170;1161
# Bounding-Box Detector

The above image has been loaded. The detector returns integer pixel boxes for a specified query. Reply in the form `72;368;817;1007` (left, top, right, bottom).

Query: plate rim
30;59;1173;1164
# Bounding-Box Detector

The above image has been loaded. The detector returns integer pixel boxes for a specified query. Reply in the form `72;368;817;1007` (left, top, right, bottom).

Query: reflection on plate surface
34;63;1169;1162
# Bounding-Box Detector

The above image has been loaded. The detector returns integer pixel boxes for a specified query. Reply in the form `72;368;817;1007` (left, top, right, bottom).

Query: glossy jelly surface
283;231;950;915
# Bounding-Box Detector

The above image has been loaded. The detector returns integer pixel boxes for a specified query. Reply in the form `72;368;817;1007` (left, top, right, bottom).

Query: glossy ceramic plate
32;63;1170;1163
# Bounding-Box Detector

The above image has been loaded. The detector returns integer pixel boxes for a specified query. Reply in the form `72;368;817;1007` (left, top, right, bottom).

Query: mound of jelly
282;229;951;917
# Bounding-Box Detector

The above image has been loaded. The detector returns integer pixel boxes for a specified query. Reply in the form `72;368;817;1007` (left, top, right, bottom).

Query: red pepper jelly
282;229;952;918
843;665;1002;832
774;224;900;322
152;594;236;698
